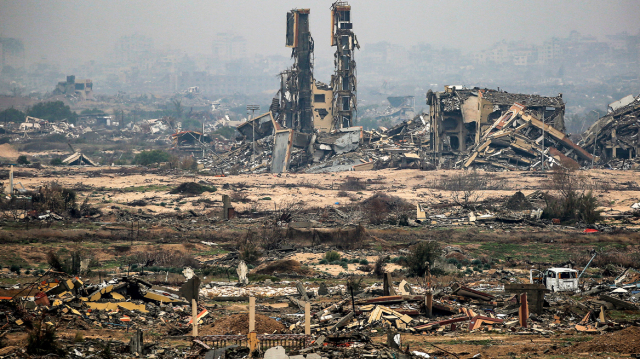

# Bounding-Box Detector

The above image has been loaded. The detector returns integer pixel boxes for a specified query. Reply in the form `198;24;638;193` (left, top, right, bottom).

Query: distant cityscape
1;29;639;133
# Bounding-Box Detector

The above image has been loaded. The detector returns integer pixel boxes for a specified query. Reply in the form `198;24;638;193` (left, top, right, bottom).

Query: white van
530;268;579;292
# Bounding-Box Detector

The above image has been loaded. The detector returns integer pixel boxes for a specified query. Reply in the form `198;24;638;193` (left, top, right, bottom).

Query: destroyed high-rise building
277;8;315;134
330;1;359;130
426;86;565;154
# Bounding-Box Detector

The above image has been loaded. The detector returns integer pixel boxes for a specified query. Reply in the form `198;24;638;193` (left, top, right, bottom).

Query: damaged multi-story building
330;1;359;130
269;2;359;135
426;86;565;154
235;2;362;174
53;75;93;100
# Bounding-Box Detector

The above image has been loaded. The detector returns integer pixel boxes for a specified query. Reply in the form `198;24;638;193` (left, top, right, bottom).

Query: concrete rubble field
0;164;640;358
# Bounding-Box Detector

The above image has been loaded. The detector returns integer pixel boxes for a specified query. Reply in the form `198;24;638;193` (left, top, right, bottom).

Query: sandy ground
0;143;20;161
7;166;640;217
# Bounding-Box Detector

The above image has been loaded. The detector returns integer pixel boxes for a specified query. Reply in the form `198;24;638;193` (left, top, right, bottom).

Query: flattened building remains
425;86;595;170
579;94;640;167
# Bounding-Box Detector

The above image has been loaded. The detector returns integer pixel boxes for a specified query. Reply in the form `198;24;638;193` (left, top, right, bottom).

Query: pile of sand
566;326;640;354
0;143;19;160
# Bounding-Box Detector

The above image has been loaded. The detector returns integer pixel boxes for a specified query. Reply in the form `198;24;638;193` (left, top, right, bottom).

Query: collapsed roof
62;152;97;166
580;94;640;162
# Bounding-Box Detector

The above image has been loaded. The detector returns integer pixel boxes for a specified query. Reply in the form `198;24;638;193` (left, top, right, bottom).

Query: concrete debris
579;94;640;168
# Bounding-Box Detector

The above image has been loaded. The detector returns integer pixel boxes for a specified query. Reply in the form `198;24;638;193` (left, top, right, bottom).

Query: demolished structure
427;86;565;154
424;86;598;170
461;103;593;170
330;1;359;130
231;2;366;174
580;94;640;166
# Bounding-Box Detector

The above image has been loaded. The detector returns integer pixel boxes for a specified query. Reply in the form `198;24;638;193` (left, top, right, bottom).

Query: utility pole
247;105;260;162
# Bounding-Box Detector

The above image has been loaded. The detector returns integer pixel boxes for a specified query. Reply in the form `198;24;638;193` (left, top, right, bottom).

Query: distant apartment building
0;37;25;69
212;33;247;62
473;41;538;66
113;34;154;64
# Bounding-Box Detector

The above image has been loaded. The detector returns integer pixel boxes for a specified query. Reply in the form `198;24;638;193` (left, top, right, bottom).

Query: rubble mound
252;259;314;276
169;182;216;195
504;191;533;210
566;326;640;354
200;313;284;335
361;192;413;211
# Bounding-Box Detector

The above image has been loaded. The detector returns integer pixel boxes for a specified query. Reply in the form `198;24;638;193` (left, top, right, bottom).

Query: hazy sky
2;0;640;68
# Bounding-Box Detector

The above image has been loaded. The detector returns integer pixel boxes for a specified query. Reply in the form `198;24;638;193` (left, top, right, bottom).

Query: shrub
238;231;262;265
49;158;63;166
324;251;341;262
359;259;369;265
339;177;366;191
471;259;482;266
26;316;64;356
407;241;442;277
319;259;328;265
73;331;84;343
9;265;20;274
373;256;387;278
133;150;170;166
230;191;250;203
17;155;30;165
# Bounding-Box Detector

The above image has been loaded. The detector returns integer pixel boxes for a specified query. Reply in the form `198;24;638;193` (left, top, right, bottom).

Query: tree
28;101;78;124
134;150;170;166
213;126;237;139
407;241;442;277
181;117;202;131
171;99;183;119
17;155;30;165
0;107;26;125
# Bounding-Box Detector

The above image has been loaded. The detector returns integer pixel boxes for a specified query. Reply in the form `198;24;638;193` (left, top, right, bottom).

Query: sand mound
199;313;285;335
567;326;640;354
0;143;19;160
504;191;533;210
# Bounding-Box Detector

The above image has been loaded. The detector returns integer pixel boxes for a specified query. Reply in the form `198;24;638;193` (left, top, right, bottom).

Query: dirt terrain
0;164;639;358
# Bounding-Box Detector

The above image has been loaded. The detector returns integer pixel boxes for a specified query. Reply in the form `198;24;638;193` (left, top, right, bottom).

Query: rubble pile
579;94;640;169
461;103;593;170
1;257;639;358
209;113;429;175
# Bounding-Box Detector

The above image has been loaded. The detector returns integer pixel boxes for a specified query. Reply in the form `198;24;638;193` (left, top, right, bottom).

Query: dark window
342;96;350;111
449;135;459;150
314;94;325;103
559;272;575;279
